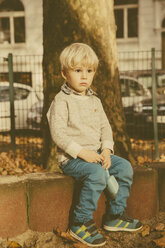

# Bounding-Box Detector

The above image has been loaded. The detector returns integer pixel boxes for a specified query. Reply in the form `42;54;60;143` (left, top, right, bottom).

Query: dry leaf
141;225;150;237
55;227;61;236
7;240;22;248
153;236;165;247
0;148;44;176
73;242;88;248
54;228;75;242
60;231;76;242
2;170;8;176
155;223;165;231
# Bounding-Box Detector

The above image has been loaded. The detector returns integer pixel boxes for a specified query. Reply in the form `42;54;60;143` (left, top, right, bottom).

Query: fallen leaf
137;156;144;164
155;223;165;231
73;242;88;248
7;240;22;248
153;236;165;247
141;225;150;237
54;228;75;242
0;148;44;176
60;231;77;242
55;227;61;236
2;170;8;176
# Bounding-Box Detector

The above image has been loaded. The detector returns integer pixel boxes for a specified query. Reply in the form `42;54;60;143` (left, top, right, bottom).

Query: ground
1;212;165;248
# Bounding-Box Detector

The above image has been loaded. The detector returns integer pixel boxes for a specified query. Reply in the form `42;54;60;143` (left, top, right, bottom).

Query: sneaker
103;211;143;232
69;219;106;247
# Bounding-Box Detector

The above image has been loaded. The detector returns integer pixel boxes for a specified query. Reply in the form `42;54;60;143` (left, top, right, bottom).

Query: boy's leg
61;158;107;222
108;155;133;215
61;158;107;247
103;155;142;232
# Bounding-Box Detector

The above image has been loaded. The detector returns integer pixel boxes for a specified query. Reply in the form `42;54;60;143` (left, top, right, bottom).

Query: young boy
47;43;142;247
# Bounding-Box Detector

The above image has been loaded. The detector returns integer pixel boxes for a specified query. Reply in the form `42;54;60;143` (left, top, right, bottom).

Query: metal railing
119;49;165;163
0;54;43;167
0;50;164;167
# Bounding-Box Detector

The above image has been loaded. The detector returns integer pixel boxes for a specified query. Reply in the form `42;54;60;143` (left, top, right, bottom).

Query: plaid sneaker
103;212;143;232
69;219;106;247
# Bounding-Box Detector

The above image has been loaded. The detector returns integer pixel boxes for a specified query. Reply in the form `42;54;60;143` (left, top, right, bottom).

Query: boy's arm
98;100;114;153
47;97;83;159
101;148;111;169
97;100;114;169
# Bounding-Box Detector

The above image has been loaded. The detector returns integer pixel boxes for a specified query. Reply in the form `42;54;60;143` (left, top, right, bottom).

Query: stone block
0;177;27;238
127;167;159;220
159;168;165;211
27;173;74;232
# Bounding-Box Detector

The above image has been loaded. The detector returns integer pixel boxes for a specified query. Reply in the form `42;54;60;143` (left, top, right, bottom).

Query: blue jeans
61;155;133;223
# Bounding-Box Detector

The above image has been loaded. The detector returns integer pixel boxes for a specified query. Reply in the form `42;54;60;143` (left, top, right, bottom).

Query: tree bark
42;0;136;171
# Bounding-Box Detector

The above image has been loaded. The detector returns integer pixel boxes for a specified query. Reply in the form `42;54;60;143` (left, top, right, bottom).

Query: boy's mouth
80;83;87;86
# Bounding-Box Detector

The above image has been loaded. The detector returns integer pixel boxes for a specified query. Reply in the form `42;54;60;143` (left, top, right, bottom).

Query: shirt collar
61;82;97;96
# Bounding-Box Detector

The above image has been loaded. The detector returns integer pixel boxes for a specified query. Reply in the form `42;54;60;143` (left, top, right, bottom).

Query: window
120;78;144;97
138;74;165;90
0;0;25;45
128;80;144;96
114;0;138;39
0;85;29;102
14;87;29;100
0;86;10;102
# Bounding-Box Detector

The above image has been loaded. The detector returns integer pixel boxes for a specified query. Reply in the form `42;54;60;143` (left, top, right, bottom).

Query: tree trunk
42;0;136;171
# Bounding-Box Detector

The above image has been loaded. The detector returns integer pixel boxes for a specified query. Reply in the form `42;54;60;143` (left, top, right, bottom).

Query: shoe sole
69;229;106;247
103;224;143;232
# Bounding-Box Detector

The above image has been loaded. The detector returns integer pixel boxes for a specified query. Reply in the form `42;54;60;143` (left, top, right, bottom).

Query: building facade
0;0;43;92
1;0;165;84
115;0;165;70
0;0;43;55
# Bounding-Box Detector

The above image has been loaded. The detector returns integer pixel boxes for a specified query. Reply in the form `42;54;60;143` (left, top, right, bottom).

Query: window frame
0;10;25;46
114;3;138;41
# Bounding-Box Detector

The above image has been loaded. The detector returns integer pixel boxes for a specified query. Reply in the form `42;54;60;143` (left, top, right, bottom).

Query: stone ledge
127;167;159;220
0;181;27;238
0;167;161;238
0;172;65;185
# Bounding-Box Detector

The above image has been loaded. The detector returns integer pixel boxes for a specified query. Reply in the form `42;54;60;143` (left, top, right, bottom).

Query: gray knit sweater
47;84;114;164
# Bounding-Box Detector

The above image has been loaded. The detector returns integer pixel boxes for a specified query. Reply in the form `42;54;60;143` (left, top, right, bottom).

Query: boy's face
62;64;96;95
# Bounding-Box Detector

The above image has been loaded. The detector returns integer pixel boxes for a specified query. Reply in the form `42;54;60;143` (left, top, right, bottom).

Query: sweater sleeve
98;100;114;152
47;95;83;158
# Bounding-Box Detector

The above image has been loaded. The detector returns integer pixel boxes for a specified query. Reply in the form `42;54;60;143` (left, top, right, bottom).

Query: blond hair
60;43;99;71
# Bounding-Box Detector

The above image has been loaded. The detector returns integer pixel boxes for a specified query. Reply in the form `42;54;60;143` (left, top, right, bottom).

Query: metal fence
0;54;43;167
0;50;164;168
119;49;165;163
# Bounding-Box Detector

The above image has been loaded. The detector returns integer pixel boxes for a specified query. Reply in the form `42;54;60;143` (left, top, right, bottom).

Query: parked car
133;94;165;126
121;69;165;95
27;76;151;130
137;73;165;95
27;100;43;130
0;82;40;132
120;75;151;107
119;75;151;128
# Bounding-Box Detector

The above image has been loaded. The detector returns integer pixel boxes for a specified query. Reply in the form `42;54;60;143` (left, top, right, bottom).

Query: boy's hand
78;149;104;164
101;148;111;170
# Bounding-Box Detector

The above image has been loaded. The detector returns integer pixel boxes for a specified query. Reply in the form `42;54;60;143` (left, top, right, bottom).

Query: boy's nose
81;70;87;78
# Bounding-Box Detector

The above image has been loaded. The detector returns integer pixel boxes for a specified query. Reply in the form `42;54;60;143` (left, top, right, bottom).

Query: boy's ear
61;70;67;80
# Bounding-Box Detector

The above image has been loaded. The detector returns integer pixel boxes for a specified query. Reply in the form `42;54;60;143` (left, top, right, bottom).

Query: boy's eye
88;69;93;73
75;69;81;72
